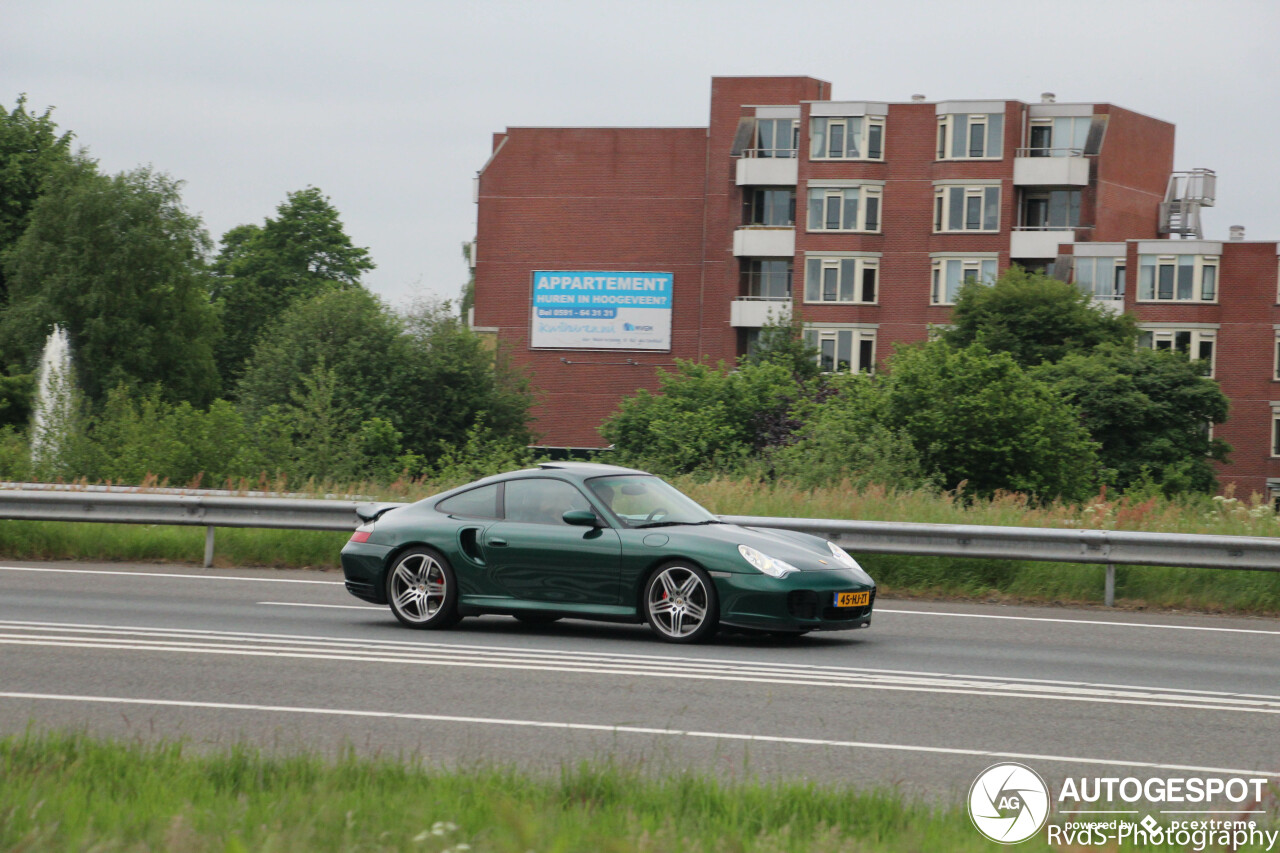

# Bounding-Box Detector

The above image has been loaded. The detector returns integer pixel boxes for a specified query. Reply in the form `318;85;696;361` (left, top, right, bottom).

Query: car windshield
586;475;719;528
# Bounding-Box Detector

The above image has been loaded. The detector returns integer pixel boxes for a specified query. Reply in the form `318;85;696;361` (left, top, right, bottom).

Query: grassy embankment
2;476;1280;615
4;730;1276;852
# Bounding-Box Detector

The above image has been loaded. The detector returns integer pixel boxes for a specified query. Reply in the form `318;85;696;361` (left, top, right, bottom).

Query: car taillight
350;524;373;543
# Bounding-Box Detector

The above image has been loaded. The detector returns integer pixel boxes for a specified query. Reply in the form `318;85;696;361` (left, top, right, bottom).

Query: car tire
642;562;718;644
386;547;461;629
513;613;561;625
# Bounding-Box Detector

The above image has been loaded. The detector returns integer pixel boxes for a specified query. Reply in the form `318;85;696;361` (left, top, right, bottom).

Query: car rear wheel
386;547;460;629
643;563;718;643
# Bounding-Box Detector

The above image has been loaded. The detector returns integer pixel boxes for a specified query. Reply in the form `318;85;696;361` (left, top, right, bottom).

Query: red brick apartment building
471;75;1280;497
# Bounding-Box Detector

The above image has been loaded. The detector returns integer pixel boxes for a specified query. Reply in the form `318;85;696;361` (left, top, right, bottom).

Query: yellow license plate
834;591;870;608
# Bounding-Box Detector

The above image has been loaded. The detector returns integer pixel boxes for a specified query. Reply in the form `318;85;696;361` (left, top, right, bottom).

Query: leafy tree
237;291;532;470
211;187;375;386
396;302;533;461
0;164;220;405
0;95;77;302
876;342;1099;501
61;387;258;485
743;314;820;382
771;373;937;490
600;360;801;476
941;266;1136;366
1035;344;1230;495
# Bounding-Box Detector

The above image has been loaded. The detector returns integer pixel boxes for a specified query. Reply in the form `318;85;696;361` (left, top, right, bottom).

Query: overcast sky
5;0;1278;308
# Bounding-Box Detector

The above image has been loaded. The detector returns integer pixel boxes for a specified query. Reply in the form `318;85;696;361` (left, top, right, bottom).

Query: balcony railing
741;147;798;159
1016;146;1085;158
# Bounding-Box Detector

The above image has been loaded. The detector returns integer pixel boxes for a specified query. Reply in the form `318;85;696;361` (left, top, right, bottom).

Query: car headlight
827;541;861;570
738;544;800;579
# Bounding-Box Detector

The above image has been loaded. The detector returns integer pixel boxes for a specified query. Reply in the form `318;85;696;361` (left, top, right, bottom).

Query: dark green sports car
340;462;875;643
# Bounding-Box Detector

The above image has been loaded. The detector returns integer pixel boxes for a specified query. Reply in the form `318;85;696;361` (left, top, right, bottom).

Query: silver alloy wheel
389;552;447;623
646;566;709;639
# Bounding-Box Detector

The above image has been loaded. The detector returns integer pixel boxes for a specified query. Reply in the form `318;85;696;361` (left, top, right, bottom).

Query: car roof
525;461;649;479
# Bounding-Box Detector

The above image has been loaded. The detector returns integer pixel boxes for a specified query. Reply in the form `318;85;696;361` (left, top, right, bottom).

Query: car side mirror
562;509;601;527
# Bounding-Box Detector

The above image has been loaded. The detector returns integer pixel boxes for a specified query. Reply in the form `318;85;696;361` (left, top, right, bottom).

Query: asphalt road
2;560;1278;798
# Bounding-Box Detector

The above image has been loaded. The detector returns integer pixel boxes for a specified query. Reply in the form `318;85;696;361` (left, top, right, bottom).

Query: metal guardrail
1;490;1277;606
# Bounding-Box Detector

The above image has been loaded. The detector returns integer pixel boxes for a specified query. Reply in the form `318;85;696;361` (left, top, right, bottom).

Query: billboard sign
530;271;672;350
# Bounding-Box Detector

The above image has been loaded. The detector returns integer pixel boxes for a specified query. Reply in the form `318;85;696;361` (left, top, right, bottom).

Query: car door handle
487;538;508;547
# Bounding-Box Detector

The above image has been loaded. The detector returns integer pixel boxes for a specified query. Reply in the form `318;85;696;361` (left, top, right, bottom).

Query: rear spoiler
355;502;404;524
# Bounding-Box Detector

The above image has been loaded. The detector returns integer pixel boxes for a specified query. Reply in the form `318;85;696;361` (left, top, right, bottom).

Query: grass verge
6;730;1276;852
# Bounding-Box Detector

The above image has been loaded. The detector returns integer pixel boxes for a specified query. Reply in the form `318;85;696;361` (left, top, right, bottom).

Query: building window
1027;116;1091;157
742;260;793;299
1074;256;1125;301
1138;327;1216;376
937;113;1004;159
931;257;998;305
1021;190;1081;229
1137;255;1219;302
804;257;879;304
745;188;795;227
1273;411;1280;457
933;186;1000;232
804;327;877;373
1273;331;1280;381
753;118;798;158
809;116;885;160
807;186;882;232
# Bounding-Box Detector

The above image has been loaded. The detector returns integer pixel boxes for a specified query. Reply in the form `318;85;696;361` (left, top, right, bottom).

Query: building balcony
736;154;798;186
1091;294;1125;315
1013;150;1089;187
1010;228;1073;259
730;297;791;328
733;227;794;257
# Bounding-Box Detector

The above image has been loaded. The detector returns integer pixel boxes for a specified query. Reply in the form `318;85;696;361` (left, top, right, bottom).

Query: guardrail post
1104;563;1115;607
203;526;215;568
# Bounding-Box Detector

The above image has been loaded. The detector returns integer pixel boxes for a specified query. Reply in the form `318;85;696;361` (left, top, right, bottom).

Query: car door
481;477;622;605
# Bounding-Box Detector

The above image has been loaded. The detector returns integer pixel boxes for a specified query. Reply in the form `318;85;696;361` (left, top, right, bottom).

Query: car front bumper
714;569;875;632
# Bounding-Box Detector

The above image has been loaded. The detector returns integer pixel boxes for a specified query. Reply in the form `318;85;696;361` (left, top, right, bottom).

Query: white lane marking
5;622;1280;715
5;617;1280;705
258;602;380;609
0;691;1275;779
0;566;343;584
876;608;1280;637
2;564;1275;637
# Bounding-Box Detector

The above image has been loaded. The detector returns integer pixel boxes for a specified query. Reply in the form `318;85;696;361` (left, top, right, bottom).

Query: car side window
503;478;591;525
435;484;500;519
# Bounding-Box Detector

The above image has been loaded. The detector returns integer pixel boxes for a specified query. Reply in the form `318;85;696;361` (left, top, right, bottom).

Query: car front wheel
386;547;460;629
643;563;718;643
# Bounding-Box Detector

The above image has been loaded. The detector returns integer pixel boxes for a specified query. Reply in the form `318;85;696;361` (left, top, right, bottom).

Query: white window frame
806;186;882;233
1137;326;1217;377
1073;256;1126;301
931;256;999;306
1273;329;1280;381
809;116;886;161
1027;116;1091;157
1272;405;1280;458
804;257;879;305
804;326;877;374
753;118;799;159
936;113;1004;160
1137;254;1219;303
933;185;1001;233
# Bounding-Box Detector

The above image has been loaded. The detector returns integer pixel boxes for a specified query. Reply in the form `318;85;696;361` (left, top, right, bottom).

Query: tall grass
0;729;1002;853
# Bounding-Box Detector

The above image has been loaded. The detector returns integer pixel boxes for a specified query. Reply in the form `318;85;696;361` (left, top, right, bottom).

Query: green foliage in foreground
11;730;1273;853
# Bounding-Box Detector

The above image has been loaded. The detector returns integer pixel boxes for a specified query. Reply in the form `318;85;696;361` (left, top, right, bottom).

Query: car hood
655;521;873;580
